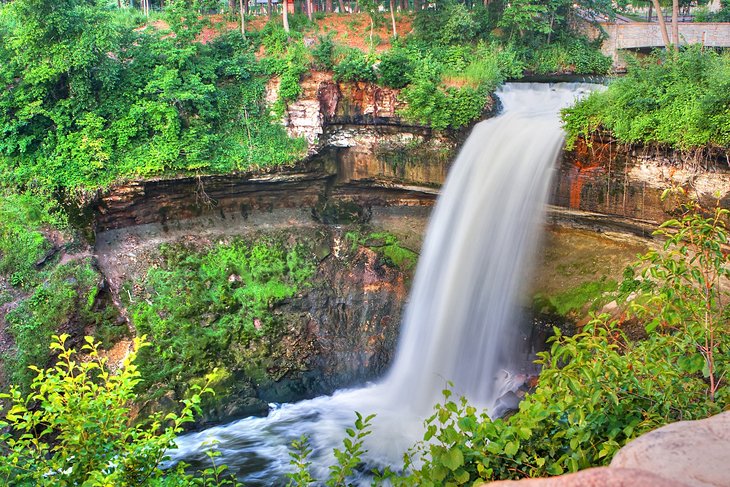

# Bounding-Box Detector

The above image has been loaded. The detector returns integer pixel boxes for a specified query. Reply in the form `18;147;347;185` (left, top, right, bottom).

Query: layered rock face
553;138;730;224
90;75;730;423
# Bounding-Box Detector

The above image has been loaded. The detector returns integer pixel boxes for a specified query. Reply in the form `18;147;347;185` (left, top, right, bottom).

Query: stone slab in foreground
486;467;688;486
611;411;730;487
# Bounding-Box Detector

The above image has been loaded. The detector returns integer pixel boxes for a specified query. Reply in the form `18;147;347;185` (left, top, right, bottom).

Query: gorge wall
90;76;730;423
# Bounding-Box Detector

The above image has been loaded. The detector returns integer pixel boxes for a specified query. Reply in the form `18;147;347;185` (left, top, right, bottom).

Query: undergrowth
129;238;316;397
563;47;730;154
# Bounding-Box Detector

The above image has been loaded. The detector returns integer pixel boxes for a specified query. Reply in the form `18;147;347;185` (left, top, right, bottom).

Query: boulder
611;411;730;487
485;467;687;486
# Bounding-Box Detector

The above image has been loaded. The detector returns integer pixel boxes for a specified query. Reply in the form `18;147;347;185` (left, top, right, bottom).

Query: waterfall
379;82;597;413
170;83;599;485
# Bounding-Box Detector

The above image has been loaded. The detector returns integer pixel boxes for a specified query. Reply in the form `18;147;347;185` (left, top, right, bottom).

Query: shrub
563;46;730;151
378;48;414;89
0;335;214;485
312;34;336;71
333;49;376;82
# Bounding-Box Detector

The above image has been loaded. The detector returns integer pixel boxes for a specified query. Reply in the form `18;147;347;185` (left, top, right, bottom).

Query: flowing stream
170;83;599;484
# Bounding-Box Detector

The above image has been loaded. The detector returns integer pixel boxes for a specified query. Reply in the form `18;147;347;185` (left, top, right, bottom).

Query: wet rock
610;411;730;487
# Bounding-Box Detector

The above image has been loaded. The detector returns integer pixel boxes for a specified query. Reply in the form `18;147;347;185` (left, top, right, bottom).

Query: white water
171;83;599;484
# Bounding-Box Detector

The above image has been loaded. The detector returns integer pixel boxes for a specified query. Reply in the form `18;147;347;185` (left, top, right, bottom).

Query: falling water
170;83;600;484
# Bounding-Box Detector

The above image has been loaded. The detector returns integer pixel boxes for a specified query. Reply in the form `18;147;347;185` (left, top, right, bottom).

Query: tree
672;0;679;51
651;0;672;48
625;198;730;401
390;0;397;38
239;0;245;36
498;0;620;44
283;0;290;32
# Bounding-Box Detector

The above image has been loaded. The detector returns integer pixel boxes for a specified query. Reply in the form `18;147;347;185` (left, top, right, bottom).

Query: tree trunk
326;0;332;12
647;1;652;22
229;0;236;13
367;14;374;49
672;0;680;52
267;0;272;16
414;0;421;11
338;0;345;12
239;0;245;36
307;0;313;20
283;0;290;32
390;0;397;38
650;0;671;49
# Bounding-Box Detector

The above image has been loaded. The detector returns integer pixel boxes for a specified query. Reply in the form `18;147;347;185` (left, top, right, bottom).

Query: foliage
345;231;418;271
0;0;306;194
287;436;315;487
378;48;414;89
412;2;488;46
534;276;617;317
529;37;612;75
130;239;315;395
0;191;65;288
0;334;210;486
498;0;621;45
334;49;377;82
287;412;376;487
563;46;730;151
312;34;337;71
621;198;730;401
399;49;497;130
4;259;103;391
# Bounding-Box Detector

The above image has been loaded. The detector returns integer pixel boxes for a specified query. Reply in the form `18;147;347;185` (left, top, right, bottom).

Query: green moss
4;259;102;390
345;230;418;271
129;237;317;397
534;276;617;317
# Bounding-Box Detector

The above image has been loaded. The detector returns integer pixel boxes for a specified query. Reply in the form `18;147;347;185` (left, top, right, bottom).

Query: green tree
623;197;730;401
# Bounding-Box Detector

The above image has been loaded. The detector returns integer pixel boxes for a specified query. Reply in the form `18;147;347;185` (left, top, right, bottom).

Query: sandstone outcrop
611;411;730;487
486;467;688;487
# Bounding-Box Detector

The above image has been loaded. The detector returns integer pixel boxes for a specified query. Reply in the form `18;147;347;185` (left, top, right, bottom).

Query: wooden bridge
593;21;730;66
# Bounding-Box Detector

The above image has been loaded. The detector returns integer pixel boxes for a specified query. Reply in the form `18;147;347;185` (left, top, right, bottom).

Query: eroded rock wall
554;138;730;223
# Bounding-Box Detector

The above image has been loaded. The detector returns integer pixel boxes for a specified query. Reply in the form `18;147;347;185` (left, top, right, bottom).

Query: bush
378;48;414;89
312;34;336;71
0;335;219;486
412;2;479;46
333;49;376;82
401;52;493;130
563;46;730;151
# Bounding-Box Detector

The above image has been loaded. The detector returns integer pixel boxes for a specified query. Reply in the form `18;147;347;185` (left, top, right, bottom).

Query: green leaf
442;447;464;471
504;440;519;456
